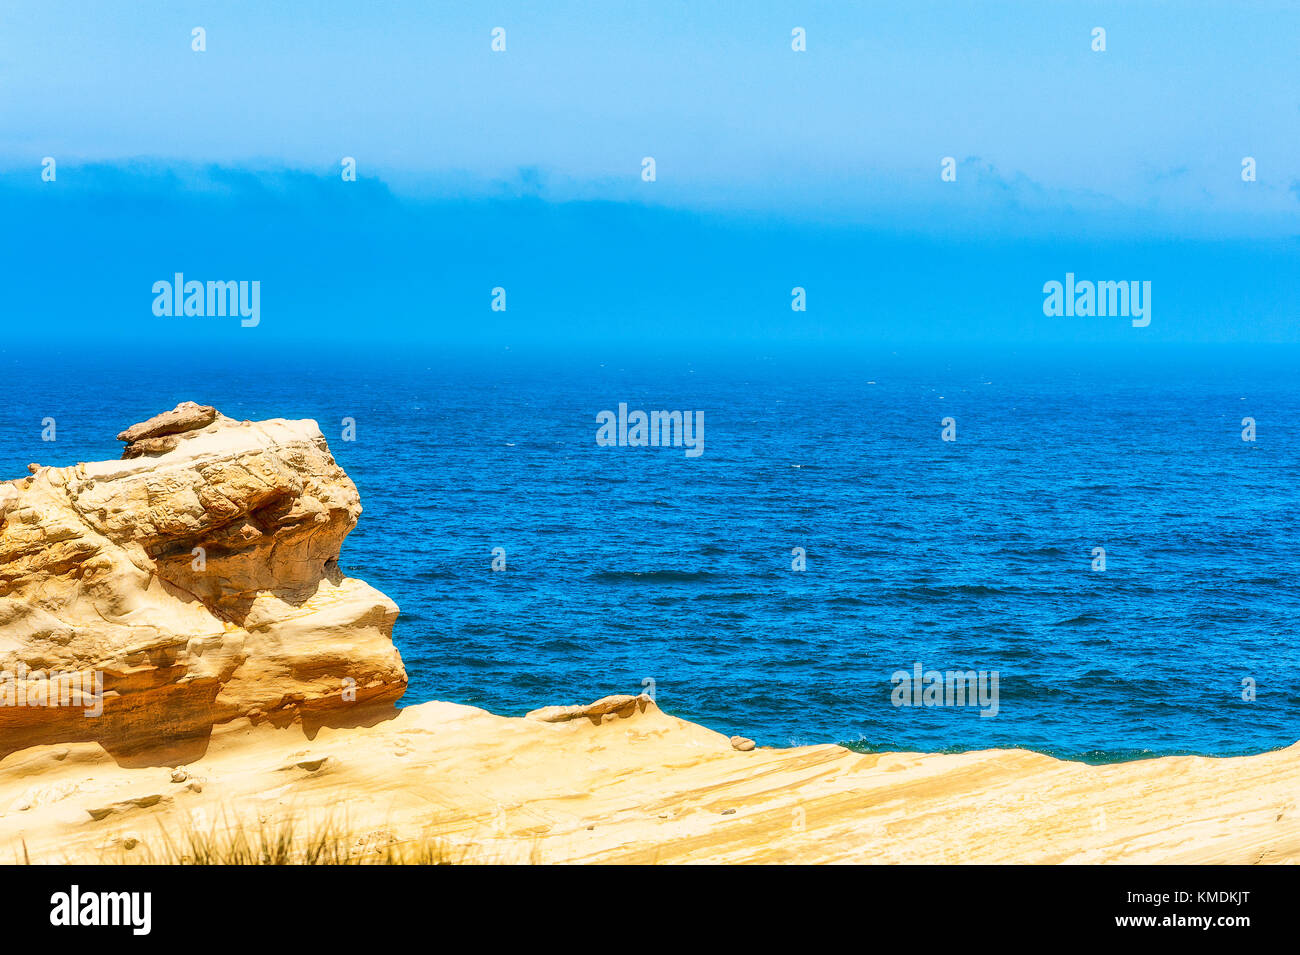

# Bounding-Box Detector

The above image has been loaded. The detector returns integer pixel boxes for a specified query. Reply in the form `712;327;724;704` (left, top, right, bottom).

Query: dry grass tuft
19;815;458;865
145;816;456;864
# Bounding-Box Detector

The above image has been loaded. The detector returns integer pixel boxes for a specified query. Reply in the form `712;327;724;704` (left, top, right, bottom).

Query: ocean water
4;343;1298;762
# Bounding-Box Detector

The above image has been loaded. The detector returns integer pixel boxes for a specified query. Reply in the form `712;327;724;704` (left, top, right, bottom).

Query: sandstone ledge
1;695;1297;864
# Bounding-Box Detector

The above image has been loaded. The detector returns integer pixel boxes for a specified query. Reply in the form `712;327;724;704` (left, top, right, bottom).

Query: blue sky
1;1;1297;347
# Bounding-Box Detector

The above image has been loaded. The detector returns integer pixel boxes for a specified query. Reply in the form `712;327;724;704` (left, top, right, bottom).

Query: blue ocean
5;343;1298;762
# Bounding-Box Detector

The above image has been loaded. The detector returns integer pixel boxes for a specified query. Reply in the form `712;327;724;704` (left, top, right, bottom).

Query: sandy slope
3;696;1296;864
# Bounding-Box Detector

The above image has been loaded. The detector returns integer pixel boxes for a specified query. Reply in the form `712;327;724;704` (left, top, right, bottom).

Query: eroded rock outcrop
526;693;654;724
0;403;406;761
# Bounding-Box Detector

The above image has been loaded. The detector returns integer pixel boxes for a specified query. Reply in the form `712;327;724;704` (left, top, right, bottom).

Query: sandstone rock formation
116;400;218;441
0;403;406;762
526;693;653;724
3;695;1298;865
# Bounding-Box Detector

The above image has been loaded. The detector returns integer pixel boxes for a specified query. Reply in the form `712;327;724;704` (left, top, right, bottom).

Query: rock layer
0;404;406;761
